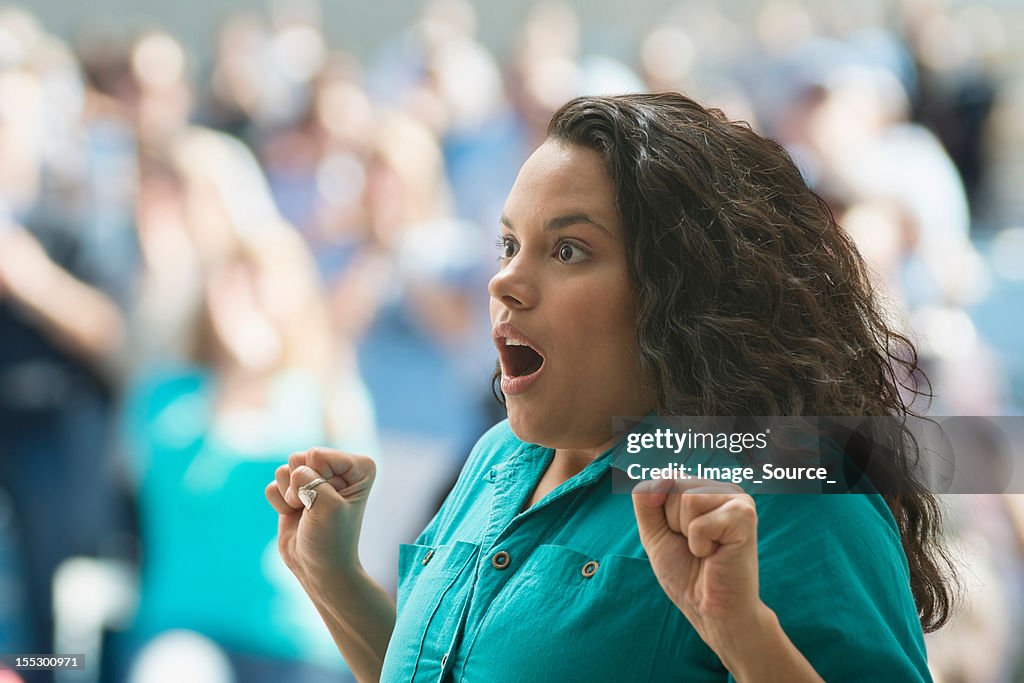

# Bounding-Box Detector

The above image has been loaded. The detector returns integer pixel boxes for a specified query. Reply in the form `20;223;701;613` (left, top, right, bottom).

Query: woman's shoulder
752;492;909;591
756;488;899;529
751;493;930;680
753;492;903;558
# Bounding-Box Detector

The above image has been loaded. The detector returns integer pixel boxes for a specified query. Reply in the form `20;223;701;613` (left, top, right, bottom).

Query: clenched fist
632;478;765;656
265;448;376;589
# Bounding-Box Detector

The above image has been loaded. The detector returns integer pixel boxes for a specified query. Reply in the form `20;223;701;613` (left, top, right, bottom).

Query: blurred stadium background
1;0;1023;681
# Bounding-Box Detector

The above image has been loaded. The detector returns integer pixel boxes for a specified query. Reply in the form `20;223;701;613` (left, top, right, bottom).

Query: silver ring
297;477;331;510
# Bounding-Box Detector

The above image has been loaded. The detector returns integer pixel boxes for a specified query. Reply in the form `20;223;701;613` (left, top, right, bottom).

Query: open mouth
501;339;544;377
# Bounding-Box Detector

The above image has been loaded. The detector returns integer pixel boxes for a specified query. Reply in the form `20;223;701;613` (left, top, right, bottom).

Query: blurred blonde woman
123;130;373;683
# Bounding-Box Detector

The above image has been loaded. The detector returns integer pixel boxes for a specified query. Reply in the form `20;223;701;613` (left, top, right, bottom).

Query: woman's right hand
265;448;376;589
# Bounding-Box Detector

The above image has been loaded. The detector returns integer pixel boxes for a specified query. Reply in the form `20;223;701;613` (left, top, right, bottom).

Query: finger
299;448;334;480
632;480;675;547
632;477;673;508
633;478;746;541
686;497;758;558
288;451;307;471
633;476;741;498
306;448;376;493
275;465;300;509
265;481;296;515
290;464;344;515
669;490;738;535
663;477;744;495
635;480;725;533
286;451;342;506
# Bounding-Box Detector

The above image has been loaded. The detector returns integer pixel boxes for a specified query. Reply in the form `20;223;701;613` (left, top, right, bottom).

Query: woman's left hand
632;478;768;656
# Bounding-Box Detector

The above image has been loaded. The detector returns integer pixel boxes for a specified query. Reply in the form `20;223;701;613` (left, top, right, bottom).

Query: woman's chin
506;407;536;443
507;408;600;451
506;405;558;447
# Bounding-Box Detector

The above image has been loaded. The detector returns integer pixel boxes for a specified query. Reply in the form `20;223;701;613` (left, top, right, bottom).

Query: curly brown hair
492;92;956;633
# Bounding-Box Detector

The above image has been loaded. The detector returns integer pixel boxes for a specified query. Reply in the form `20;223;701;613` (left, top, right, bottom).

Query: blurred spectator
326;110;499;587
0;488;28;654
922;419;1024;683
506;1;583;147
782;64;989;311
122;224;369;683
901;0;1004;219
121;91;375;679
0;10;138;676
347;111;492;447
257;53;371;274
130;122;285;370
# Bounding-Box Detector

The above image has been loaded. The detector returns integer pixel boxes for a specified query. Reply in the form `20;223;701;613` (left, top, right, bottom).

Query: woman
266;93;955;681
126;135;376;681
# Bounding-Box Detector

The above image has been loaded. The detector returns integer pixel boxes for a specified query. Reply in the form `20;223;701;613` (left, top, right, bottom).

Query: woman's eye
556;241;588;264
495;236;518;260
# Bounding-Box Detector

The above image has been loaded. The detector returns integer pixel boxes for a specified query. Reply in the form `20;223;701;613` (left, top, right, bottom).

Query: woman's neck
553;431;623;477
522;433;625;513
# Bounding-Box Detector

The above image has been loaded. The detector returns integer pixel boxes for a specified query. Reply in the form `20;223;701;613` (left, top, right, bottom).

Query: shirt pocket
384;540;479;682
396;540;478;612
465;543;673;682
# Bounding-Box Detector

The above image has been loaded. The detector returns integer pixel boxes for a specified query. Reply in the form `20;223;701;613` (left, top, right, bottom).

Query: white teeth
505;338;526;347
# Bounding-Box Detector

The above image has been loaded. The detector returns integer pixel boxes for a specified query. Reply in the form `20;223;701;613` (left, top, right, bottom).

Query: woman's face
489;140;654;450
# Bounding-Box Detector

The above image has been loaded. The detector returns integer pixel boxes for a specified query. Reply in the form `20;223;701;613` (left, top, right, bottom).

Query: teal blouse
379;420;932;682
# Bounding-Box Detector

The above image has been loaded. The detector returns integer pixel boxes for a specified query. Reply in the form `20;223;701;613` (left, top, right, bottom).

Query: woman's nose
488;258;537;310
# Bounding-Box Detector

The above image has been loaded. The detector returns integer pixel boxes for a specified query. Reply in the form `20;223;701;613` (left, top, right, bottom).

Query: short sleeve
742;493;932;682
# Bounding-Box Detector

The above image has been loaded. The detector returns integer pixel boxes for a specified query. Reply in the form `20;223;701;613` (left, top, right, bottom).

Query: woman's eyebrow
499;213;613;238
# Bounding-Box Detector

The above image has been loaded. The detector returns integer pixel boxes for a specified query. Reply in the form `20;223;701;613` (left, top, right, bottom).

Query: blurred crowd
0;0;1022;681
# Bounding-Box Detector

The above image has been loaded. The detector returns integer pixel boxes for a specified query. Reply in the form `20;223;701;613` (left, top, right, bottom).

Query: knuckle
689;518;710;536
730;499;757;523
309;446;350;473
663;491;680;514
689;515;713;537
310;447;345;469
678;493;699;518
309;446;339;460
